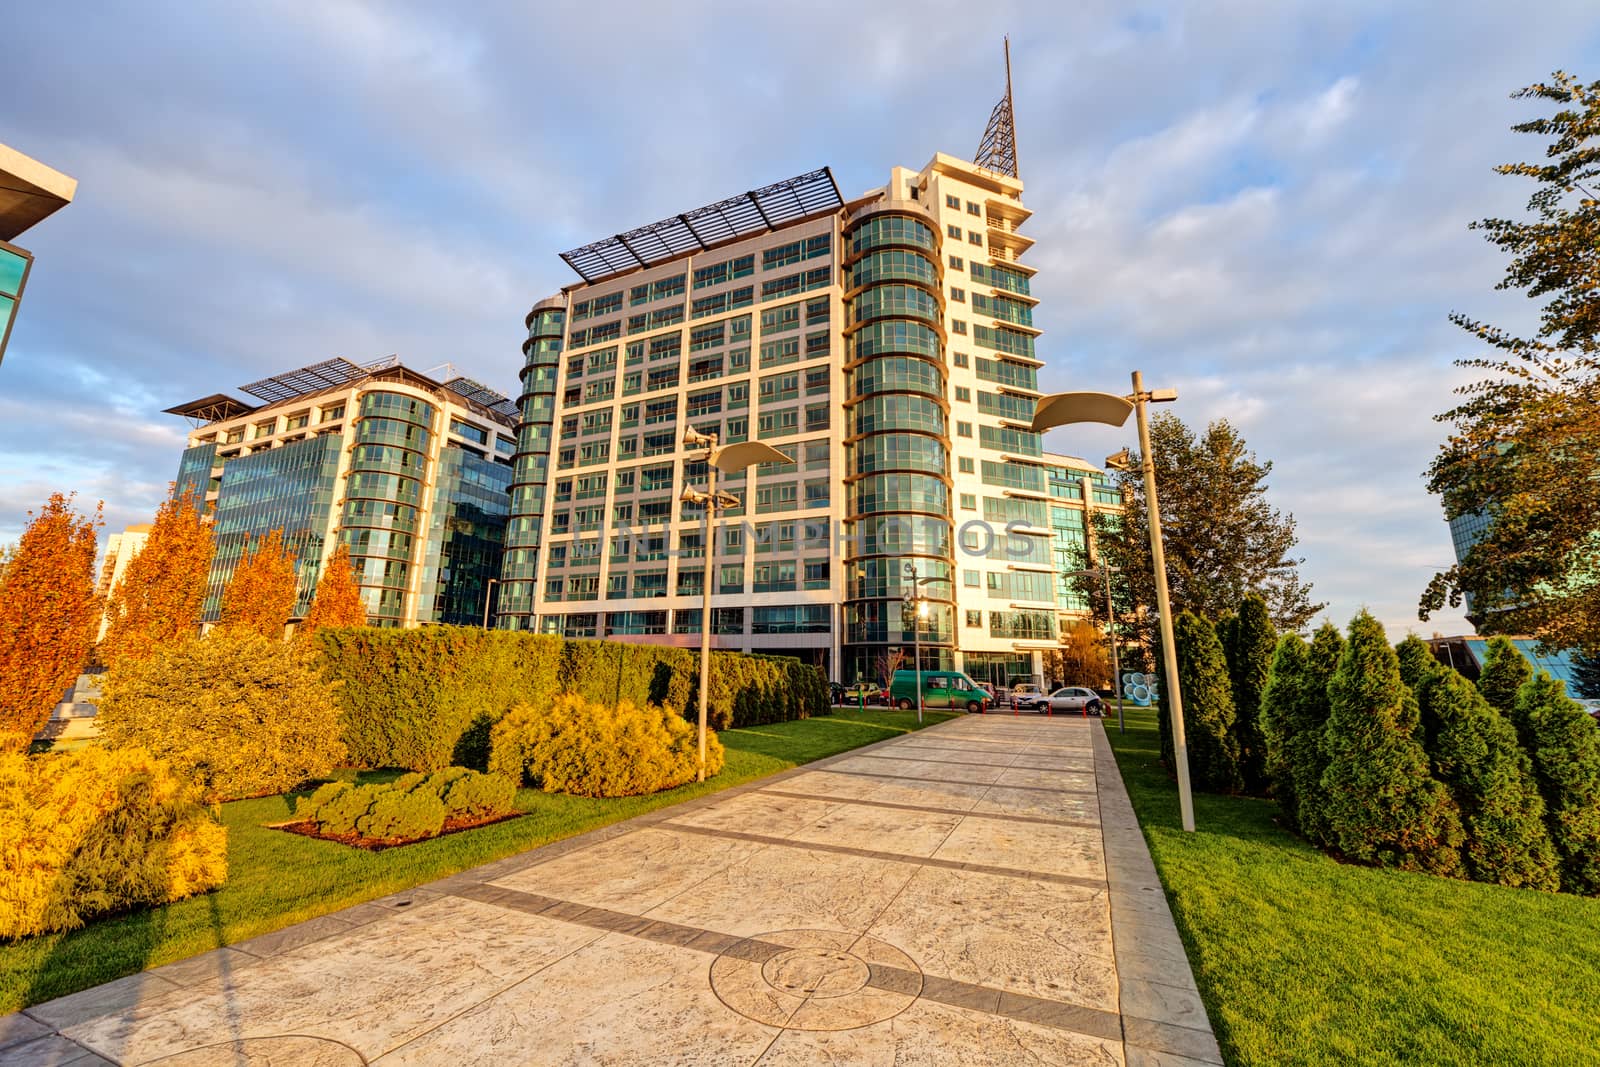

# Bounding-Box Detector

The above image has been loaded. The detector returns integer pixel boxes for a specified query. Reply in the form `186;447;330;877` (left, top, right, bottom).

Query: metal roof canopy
238;356;398;404
441;376;519;421
162;393;257;424
559;168;844;284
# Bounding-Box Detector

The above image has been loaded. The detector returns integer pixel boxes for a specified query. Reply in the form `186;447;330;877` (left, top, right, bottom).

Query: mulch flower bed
270;811;523;852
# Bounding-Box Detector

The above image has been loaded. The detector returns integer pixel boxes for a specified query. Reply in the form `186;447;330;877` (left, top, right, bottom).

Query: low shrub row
294;767;516;843
0;746;228;940
316;627;825;772
489;693;722;798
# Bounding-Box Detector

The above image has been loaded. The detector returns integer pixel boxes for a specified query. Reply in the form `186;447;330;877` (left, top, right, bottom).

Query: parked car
1009;683;1044;710
837;681;879;705
1039;687;1105;716
888;670;992;713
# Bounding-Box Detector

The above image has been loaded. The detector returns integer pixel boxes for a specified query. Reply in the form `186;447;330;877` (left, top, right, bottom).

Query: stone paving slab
16;713;1220;1065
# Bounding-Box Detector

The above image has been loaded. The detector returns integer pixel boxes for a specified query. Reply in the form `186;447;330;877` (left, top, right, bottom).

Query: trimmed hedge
489;692;722;797
295;768;515;842
317;627;827;772
1173;612;1243;794
0;747;228;939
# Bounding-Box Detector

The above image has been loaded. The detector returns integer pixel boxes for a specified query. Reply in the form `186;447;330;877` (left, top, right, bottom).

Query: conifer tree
0;494;101;751
299;542;367;637
1477;635;1532;720
219;529;297;641
1322;612;1465;875
1259;632;1309;824
1229;594;1277;793
1173;611;1242;793
1295;622;1345;846
1395;635;1437;693
102;486;215;664
1514;672;1600;894
1421;670;1559;889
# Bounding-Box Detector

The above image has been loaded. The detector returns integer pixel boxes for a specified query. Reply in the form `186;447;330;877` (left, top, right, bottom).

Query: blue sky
4;1;1599;637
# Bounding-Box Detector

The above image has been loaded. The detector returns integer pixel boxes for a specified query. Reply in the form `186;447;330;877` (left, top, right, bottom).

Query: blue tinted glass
0;250;25;297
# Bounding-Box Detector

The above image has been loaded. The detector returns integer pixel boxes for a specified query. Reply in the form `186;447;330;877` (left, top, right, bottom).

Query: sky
4;0;1598;639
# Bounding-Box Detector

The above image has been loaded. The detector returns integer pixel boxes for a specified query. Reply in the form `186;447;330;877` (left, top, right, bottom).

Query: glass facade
340;390;437;626
175;442;219;508
200;435;342;621
0;242;33;368
498;301;565;627
417;446;512;625
841;209;954;682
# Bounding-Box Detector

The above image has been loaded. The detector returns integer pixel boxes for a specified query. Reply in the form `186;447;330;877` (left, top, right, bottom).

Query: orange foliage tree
102;486;215;665
0;493;102;751
299;542;367;636
219;528;298;640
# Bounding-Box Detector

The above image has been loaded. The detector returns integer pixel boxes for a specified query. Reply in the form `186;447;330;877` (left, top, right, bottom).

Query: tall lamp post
1031;371;1195;832
480;578;500;630
680;428;793;782
900;562;939;724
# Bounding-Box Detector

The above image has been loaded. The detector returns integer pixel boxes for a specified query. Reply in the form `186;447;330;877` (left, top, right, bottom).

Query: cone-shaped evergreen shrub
1260;633;1309;824
1515;673;1600;895
1296;623;1344;846
1229;595;1277;794
1477;636;1531;720
1420;670;1559;889
1395;635;1437;694
1173;612;1242;793
1321;612;1464;875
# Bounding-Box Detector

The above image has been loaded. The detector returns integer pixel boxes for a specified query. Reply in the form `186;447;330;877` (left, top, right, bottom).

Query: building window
719;564;744;594
967;201;982;216
963;569;980;587
955;386;971;403
968;231;983;246
951;320;967;335
953;352;969;368
946;224;961;238
284;413;309;431
960;492;977;510
945;194;960;208
957;421;972;438
949;256;964;271
950;287;965;302
966;610;983;626
253;419;276;439
959;457;975;474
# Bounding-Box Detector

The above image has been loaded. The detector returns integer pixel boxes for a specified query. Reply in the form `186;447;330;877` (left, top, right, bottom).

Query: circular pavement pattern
142;1035;367;1065
710;928;922;1031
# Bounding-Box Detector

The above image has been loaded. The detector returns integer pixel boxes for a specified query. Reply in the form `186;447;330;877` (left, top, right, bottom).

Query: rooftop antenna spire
975;36;1019;178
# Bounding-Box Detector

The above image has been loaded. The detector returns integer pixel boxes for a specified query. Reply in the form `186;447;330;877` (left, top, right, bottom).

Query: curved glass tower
340;389;436;625
840;205;956;682
497;295;565;628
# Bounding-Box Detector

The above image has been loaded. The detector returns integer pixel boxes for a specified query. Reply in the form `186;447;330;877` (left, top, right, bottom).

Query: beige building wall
96;524;151;640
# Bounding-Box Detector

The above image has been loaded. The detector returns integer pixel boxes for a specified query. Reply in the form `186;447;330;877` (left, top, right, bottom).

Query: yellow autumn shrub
488;692;723;798
0;746;227;940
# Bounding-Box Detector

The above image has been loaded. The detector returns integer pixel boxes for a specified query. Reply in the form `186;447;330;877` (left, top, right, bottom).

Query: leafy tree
1477;635;1532;721
0;494;101;751
102;486;214;664
1422;73;1600;655
1228;594;1277;794
1044;621;1111;688
219;528;296;640
1075;414;1323;659
1260;632;1309;825
299;542;367;637
1297;623;1345;846
1172;611;1242;793
1321;612;1465;875
97;629;345;802
1395;635;1437;693
1572;651;1600;700
1514;672;1600;894
1419;670;1559;889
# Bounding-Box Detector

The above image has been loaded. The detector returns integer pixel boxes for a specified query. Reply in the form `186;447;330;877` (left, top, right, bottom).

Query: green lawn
1;707;958;1013
1104;706;1600;1065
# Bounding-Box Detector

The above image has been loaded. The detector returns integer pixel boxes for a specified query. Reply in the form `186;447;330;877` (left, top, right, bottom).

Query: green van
889;670;992;713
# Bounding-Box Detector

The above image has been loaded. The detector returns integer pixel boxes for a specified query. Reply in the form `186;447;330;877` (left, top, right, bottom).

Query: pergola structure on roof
237;356;399;404
442;376;519;422
559;167;845;284
161;393;258;426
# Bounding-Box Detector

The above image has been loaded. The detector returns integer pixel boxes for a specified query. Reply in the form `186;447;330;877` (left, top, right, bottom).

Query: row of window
541;561;833;602
537;605;828;639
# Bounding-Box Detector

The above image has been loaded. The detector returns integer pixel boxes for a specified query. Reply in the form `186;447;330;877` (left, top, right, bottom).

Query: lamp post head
1105;448;1132;472
683;427;717;450
1030;391;1135;433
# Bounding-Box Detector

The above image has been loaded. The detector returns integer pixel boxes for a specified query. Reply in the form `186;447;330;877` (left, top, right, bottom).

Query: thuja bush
489;692;722;798
1173;612;1243;793
98;630;344;802
1395;635;1437;695
319;627;825;770
1321;612;1464;875
1259;633;1310;826
1477;636;1532;720
1514;673;1600;895
1295;623;1345;847
296;768;514;842
1420;670;1559;890
1227;594;1278;794
0;747;228;939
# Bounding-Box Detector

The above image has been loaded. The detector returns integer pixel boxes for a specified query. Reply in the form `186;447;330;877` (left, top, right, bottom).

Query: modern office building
0;142;77;368
498;78;1118;682
96;524;152;639
165;357;517;627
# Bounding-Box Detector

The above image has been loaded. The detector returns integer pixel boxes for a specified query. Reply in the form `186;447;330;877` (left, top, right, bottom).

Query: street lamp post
1031;371;1195;832
901;562;940;724
681;428;793;782
481;578;500;630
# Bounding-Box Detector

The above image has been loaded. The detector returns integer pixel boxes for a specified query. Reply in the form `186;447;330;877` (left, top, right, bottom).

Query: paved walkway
2;715;1221;1066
